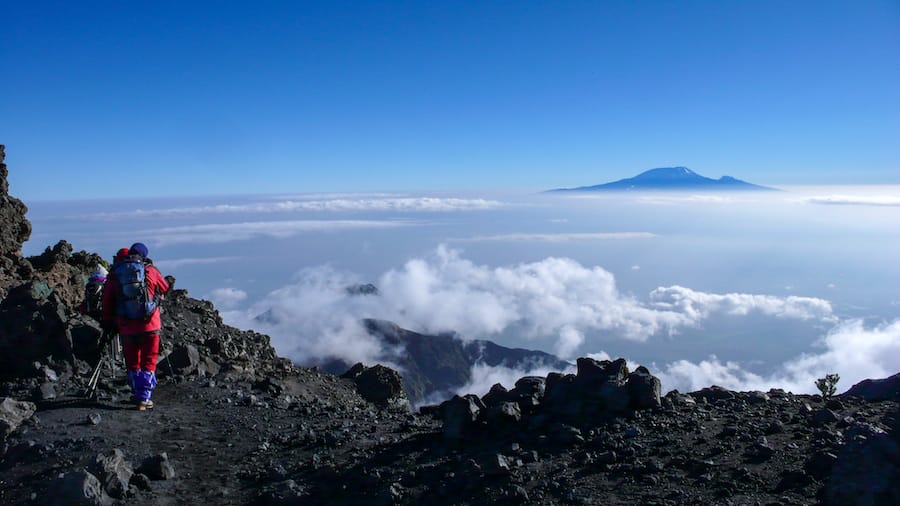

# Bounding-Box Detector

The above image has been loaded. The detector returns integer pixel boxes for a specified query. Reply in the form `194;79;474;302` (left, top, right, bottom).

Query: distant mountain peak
547;167;777;192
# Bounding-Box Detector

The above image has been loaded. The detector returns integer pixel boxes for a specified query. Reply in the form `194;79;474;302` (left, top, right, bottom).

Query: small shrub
815;373;840;399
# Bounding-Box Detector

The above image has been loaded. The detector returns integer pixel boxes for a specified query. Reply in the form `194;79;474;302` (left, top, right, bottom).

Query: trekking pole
108;332;121;371
85;331;111;399
86;358;103;397
161;334;178;385
106;332;121;382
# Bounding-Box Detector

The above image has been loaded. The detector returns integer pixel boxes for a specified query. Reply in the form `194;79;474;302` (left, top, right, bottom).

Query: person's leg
121;334;141;401
134;333;160;402
140;333;159;372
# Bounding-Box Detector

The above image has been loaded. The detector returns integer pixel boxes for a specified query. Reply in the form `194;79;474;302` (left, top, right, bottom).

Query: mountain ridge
318;318;571;404
547;166;777;192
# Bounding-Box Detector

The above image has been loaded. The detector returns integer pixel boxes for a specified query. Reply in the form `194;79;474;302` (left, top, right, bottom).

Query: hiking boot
137;399;154;411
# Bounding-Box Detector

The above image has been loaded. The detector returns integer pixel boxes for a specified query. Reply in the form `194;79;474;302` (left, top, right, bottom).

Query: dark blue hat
129;242;149;258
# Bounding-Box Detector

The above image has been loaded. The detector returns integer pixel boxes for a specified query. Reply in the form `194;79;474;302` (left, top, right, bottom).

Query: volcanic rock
343;363;410;412
138;452;175;481
91;449;133;499
0;397;36;439
158;343;201;376
825;418;900;505
0;146;32;289
842;372;900;402
27;240;107;311
47;470;111;506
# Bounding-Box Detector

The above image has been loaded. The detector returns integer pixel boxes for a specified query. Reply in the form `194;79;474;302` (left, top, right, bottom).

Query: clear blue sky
2;1;898;199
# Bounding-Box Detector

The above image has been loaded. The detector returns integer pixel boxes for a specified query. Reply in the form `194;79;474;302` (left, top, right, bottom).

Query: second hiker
102;242;170;410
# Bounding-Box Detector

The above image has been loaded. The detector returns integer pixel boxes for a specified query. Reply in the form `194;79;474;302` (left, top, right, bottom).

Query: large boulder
825;418;900;505
575;357;631;413
0;397;37;439
0;281;72;378
508;376;546;413
158;343;201;376
441;394;485;439
628;365;662;409
90;449;134;499
46;470;111;506
345;364;410;412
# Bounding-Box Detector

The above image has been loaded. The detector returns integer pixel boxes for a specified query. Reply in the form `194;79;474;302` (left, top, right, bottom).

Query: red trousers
122;332;160;372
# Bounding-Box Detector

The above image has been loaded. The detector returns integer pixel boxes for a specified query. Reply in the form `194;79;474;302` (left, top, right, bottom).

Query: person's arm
149;266;170;297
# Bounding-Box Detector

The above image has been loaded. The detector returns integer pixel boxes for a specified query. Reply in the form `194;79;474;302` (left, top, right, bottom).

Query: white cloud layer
656;319;900;395
453;232;656;242
86;197;503;219
650;285;835;322
374;246;688;344
227;247;838;375
805;195;900;207
144;219;413;245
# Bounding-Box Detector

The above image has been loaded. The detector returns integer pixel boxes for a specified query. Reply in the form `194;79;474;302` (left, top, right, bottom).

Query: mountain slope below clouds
547;166;777;192
320;319;572;404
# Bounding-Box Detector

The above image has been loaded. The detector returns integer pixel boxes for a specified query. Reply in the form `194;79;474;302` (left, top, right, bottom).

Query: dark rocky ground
1;145;898;505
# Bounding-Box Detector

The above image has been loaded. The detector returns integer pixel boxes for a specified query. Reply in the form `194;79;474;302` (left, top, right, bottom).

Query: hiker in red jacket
113;247;130;266
102;242;170;410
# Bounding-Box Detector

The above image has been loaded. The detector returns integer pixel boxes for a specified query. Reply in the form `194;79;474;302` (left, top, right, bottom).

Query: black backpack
83;279;104;318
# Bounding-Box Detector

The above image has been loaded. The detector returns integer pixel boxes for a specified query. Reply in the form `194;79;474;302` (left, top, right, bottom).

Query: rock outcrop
27;240;107;311
437;357;661;441
0;145;34;298
842;372;900;402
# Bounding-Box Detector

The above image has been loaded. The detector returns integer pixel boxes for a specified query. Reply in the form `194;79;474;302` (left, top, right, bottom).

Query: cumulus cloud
656;319;900;395
555;326;585;359
207;287;248;308
453;232;656;242
374;246;689;346
86;196;503;219
650;285;835;322
230;265;391;366
223;246;838;371
805;195;900;207
144;219;413;245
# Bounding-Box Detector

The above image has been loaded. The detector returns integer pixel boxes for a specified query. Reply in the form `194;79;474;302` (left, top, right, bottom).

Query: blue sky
3;1;899;200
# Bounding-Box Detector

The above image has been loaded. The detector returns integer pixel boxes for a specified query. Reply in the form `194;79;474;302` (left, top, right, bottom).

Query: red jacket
102;259;170;335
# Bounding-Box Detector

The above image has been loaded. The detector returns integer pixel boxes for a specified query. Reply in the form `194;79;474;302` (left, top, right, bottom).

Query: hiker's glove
101;320;117;334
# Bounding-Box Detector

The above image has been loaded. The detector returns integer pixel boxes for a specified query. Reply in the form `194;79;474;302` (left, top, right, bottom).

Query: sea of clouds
24;187;900;398
216;244;897;397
